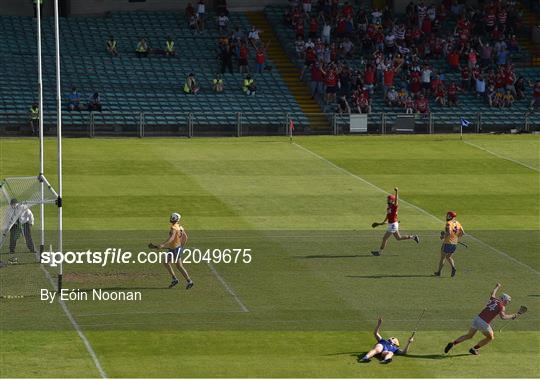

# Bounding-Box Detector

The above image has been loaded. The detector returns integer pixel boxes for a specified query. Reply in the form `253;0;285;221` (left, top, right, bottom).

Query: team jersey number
485;299;499;311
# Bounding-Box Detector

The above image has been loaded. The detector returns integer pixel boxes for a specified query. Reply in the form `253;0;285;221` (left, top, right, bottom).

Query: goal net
0;176;59;298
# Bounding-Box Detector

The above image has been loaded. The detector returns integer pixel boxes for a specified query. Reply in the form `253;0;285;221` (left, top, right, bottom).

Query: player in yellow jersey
434;211;464;277
150;212;194;289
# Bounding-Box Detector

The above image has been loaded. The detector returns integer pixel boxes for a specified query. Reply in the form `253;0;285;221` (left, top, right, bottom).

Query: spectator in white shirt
8;199;35;263
217;13;229;33
248;27;261;48
475;76;486;98
197;0;205;30
295;36;306;59
321;22;331;44
371;9;382;24
421;65;432;93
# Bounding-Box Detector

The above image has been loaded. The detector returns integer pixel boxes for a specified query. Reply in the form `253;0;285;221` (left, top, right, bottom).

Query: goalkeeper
149;212;194;290
9;199;36;263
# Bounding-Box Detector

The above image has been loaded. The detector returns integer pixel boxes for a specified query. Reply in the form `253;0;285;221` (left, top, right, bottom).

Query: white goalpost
0;0;63;292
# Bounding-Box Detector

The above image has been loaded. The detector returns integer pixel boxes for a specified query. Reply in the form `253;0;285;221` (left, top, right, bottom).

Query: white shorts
472;316;493;334
386;222;399;233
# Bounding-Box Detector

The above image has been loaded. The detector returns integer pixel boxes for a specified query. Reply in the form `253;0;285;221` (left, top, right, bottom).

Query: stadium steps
246;11;330;131
516;2;540;66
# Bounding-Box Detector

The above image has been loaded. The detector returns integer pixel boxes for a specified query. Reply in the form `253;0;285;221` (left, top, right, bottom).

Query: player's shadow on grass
347;274;433;279
326;352;468;361
404;353;469;360
296;254;397;259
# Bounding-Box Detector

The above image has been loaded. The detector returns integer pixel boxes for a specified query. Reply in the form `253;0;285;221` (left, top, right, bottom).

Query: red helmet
387;194;396;202
446;211;457;219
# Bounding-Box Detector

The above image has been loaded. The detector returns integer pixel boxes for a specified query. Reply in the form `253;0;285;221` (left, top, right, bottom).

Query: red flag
289;119;294;131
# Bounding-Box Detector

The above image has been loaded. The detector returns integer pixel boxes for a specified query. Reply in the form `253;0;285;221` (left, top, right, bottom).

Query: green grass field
0;134;539;378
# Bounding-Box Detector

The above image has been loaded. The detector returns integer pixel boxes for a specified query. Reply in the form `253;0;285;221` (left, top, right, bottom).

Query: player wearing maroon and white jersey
371;187;420;256
444;283;519;355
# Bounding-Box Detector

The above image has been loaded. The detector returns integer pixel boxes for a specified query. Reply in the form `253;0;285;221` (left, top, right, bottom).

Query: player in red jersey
444;283;520;355
371;187;420;256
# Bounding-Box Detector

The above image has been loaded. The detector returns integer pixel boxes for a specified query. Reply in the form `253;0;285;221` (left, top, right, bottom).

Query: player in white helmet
444;283;521;355
150;212;193;289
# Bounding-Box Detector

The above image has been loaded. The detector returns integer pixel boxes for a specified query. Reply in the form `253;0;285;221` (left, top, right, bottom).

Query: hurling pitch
0;134;538;378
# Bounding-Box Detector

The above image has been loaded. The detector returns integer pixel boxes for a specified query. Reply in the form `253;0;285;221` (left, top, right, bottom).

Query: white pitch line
463;140;540;172
40;265;108;379
207;262;249;312
293;142;540;276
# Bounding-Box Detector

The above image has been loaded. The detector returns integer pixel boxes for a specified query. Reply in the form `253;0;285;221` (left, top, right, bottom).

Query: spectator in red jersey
404;96;415;113
300;46;317;80
414;94;429;114
363;64;376;95
322;64;339;104
430;74;442;93
504;68;516;97
434;84;446;106
507;34;519;53
479;39;493;68
342;1;354;18
310;61;324;98
447;82;459;106
409;76;422;97
354;89;371;114
448;50;460;71
335;15;347;40
254;46;266;74
382;64;399;97
444;283;521;355
185;3;195;21
460;65;470;91
238;42;249;74
308;16;318;39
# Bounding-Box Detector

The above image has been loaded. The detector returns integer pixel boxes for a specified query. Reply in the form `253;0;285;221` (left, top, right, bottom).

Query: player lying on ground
149;212;194;289
434;211;464;277
371;187;419;256
444;283;523;355
360;316;414;364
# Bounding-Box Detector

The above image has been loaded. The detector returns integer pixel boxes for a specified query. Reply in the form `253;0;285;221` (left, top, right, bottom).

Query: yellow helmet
389;337;400;347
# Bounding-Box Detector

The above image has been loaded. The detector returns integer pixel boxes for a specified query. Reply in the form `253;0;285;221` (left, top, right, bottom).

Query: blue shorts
168;246;184;261
442;243;457;254
378;339;399;353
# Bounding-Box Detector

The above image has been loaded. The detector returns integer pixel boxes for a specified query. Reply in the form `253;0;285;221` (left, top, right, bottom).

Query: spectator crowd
284;0;538;114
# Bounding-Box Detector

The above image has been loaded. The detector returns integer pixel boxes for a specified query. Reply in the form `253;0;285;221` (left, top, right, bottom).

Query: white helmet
170;212;181;222
501;293;511;303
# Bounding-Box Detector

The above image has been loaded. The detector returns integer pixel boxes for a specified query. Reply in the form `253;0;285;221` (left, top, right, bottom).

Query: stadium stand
0;9;309;135
264;1;540;131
